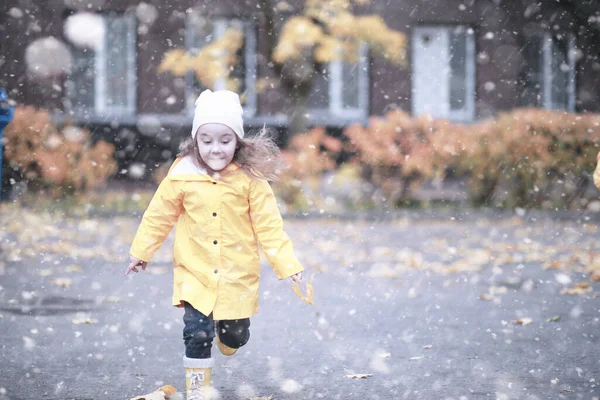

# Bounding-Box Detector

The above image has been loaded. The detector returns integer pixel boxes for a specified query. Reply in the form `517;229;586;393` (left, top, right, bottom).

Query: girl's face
196;123;238;171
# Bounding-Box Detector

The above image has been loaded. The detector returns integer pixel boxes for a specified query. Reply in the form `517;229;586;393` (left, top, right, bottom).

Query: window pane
188;15;213;93
66;46;95;112
104;15;132;110
227;20;247;95
342;60;360;109
449;28;467;111
521;36;544;107
550;37;569;110
308;65;330;109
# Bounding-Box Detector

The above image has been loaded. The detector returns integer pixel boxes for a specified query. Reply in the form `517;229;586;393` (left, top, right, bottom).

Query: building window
185;13;257;117
308;43;369;119
521;32;576;112
64;13;137;117
412;25;475;122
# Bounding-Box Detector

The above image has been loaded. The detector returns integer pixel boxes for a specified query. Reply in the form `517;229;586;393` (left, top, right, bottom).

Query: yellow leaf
51;278;73;288
72;318;98;325
158;385;177;396
291;273;315;305
129;385;178;400
513;318;533;326
64;264;82;273
561;281;592;295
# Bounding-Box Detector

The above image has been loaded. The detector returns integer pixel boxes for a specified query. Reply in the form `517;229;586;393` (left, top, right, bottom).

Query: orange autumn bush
344;109;448;205
276;126;342;209
3;106;117;198
345;108;600;208
437;109;600;207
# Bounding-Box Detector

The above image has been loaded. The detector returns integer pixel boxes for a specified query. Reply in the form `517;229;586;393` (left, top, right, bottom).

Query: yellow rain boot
214;332;237;356
183;357;213;400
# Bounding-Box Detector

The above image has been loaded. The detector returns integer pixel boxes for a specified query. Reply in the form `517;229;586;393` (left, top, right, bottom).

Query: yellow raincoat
129;156;304;320
594;152;600;189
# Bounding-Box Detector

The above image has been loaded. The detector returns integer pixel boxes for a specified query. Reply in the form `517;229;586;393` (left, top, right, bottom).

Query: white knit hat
191;89;245;139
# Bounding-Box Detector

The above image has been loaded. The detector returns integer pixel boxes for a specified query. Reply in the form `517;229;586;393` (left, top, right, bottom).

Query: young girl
125;89;304;400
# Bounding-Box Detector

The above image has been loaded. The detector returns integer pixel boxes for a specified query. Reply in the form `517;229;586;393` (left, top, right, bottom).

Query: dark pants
182;302;251;359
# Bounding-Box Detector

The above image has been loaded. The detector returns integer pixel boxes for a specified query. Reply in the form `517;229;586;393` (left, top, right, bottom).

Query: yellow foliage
273;16;324;64
275;1;407;66
355;16;407;65
159;2;406;90
157;49;191;77
160;27;244;92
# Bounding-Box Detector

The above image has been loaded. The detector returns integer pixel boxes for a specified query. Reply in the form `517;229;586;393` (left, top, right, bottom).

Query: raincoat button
213;212;217;217
214;269;218;274
212;182;217;185
213;240;218;245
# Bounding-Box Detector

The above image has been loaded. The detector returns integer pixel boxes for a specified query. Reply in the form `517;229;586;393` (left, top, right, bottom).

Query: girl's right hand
126;255;147;275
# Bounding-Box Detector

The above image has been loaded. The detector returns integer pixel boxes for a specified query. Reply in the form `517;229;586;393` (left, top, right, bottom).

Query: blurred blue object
0;88;15;201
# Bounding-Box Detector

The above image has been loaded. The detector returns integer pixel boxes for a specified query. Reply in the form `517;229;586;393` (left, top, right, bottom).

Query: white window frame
540;32;576;112
184;17;257;117
66;13;137;117
411;25;475;122
310;42;370;119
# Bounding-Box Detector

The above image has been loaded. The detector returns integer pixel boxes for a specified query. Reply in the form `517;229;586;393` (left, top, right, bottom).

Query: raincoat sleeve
249;179;304;280
130;176;184;262
594;152;600;190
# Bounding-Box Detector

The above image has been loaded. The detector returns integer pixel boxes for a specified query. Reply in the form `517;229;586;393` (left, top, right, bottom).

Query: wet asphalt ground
1;209;599;399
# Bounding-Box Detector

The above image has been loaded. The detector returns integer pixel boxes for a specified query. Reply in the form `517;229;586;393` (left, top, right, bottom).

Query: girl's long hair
177;126;287;181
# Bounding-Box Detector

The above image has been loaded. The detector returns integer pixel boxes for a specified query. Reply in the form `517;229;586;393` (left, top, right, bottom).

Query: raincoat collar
169;156;240;182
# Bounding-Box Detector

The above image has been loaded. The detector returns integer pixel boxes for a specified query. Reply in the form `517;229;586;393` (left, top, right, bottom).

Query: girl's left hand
291;272;303;283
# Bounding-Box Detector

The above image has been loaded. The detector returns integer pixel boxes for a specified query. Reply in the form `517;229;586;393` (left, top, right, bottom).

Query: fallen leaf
292;273;315;305
72;318;98;325
543;260;561;270
129;385;178;400
51;278;73;288
423;345;433;349
513;318;533;326
590;271;600;282
103;296;121;303
344;373;372;379
409;356;425;360
547;316;561;322
64;264;82;273
489;285;508;295
479;293;495;301
158;385;177;396
561;281;592;295
248;396;273;400
38;268;54;277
